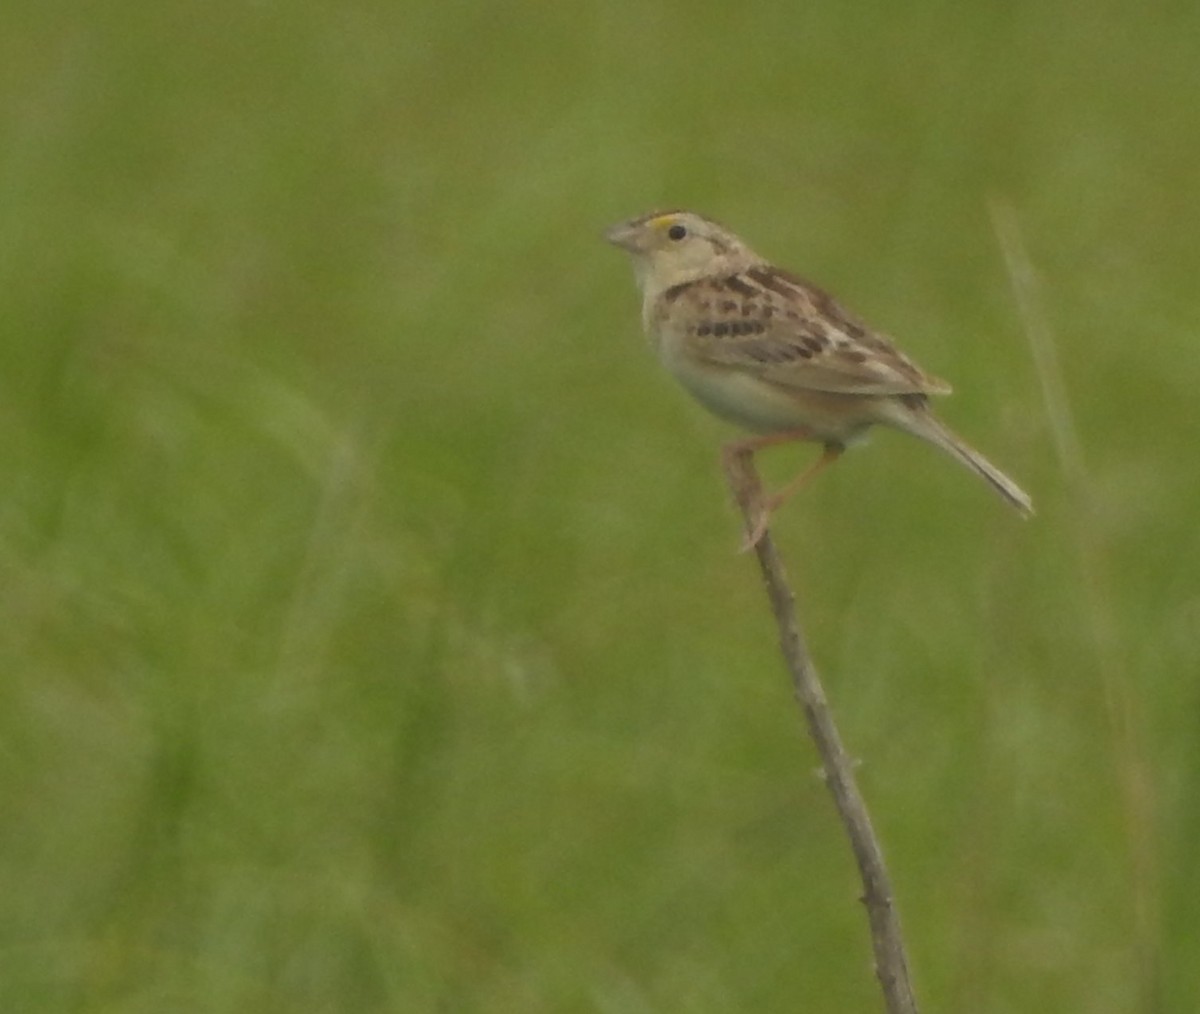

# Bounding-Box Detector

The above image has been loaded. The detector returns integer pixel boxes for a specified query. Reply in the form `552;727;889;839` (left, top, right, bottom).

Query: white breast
653;322;874;444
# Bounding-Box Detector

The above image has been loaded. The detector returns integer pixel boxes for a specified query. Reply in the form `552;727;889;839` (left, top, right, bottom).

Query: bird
604;209;1033;548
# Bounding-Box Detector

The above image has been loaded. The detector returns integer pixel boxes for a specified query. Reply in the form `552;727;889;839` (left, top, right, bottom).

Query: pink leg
723;433;843;551
720;428;814;524
721;428;818;460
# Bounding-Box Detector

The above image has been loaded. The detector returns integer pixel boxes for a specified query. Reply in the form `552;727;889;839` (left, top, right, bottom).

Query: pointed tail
899;407;1034;518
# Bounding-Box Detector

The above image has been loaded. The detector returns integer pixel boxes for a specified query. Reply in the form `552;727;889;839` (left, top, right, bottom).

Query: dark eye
667;223;687;241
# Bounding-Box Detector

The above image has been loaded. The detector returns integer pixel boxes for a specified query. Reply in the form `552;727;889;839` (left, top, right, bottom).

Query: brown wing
664;267;951;397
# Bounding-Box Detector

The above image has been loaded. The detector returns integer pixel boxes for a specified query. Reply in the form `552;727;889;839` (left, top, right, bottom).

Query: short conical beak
603;220;641;252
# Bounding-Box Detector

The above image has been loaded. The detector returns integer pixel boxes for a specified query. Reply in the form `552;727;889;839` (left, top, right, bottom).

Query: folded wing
674;267;952;397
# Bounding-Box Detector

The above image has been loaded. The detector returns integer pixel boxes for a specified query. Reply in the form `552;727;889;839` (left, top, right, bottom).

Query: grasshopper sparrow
605;209;1033;546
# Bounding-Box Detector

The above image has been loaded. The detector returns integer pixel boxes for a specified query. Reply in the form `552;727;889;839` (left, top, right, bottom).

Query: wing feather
666;268;951;397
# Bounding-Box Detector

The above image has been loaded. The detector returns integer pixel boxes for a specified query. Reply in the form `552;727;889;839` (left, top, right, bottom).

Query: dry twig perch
723;447;919;1014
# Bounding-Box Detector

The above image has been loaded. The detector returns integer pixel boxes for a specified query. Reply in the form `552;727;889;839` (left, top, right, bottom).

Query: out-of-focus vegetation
1;2;1197;1011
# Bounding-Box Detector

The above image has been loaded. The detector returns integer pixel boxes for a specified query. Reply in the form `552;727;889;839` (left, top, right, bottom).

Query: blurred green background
2;1;1197;1011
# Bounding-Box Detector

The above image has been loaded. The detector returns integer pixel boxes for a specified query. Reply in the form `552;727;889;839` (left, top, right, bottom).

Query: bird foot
738;502;775;553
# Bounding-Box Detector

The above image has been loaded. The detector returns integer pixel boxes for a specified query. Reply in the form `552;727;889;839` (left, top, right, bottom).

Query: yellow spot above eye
647;214;681;231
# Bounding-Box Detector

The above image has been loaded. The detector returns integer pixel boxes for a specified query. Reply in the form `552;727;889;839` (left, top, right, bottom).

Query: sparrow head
604;210;760;292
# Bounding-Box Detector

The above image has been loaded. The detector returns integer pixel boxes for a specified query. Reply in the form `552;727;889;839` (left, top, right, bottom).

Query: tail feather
894;406;1034;517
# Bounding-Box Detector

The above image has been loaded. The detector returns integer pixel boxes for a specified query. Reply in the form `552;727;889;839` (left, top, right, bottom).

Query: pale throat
633;249;748;299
